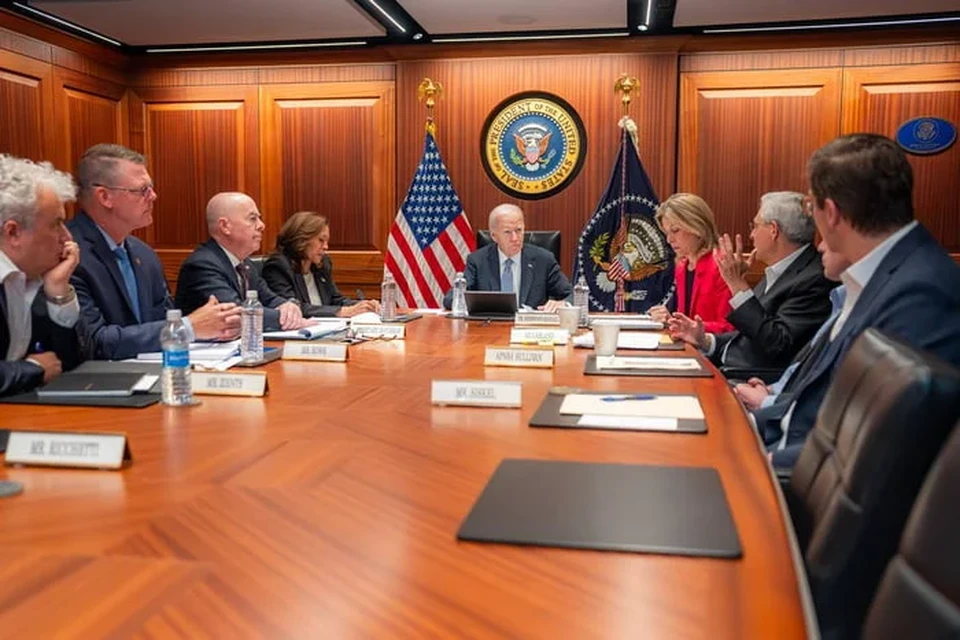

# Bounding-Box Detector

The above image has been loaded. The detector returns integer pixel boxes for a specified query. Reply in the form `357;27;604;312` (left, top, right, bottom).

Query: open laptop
464;291;518;321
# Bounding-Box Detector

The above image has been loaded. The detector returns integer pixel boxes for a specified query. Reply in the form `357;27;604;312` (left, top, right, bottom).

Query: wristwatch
44;284;77;306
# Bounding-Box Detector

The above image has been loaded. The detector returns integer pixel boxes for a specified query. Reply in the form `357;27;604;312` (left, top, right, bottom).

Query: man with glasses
68;144;241;360
670;191;834;372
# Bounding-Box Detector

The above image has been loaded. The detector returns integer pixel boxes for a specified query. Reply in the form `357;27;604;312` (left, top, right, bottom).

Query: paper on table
595;356;701;371
132;374;159;393
572;332;661;350
560;393;704;419
349;312;382;324
264;321;347;339
136;339;241;362
577;414;680;431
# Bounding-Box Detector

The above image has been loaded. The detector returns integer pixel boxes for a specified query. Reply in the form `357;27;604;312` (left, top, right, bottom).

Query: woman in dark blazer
261;211;380;318
649;193;734;334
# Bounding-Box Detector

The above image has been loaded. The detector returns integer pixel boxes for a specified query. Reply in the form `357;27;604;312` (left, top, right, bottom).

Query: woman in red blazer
649;193;734;334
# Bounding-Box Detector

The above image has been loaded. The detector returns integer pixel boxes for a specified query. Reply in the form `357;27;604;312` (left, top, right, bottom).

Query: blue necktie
501;258;514;293
114;245;141;322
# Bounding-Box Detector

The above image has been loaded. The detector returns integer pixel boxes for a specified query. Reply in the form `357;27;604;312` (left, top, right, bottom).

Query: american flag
385;132;474;308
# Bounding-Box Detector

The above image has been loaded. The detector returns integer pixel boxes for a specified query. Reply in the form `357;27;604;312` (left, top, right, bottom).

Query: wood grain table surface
0;316;808;639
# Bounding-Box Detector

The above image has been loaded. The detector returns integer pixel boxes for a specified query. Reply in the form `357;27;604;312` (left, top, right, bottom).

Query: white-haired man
0;154;87;396
443;203;572;312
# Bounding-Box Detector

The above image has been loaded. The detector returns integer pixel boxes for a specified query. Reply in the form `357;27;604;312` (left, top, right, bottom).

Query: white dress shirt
302;271;323;306
497;248;522;303
0;249;79;362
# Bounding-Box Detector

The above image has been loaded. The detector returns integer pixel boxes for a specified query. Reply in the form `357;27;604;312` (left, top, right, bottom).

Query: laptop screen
464;291;518;317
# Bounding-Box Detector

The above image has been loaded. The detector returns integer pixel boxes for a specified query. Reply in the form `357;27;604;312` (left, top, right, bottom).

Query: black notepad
584;354;713;378
36;372;147;398
458;459;742;558
529;391;707;434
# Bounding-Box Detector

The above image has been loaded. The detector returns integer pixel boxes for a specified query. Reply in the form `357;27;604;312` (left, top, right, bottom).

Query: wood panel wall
2;11;958;300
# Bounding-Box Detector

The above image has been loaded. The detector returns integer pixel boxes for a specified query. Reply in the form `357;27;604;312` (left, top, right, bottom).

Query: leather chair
476;230;561;265
785;329;960;638
247;254;266;279
862;420;960;639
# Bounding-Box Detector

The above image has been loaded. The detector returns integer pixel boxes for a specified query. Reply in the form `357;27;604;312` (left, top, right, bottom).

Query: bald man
68;144;240;360
443;204;571;312
175;192;311;331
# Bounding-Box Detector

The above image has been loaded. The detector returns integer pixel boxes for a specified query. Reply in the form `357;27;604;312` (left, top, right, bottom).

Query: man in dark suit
670;191;834;371
68;144;240;360
443;203;571;311
762;134;960;468
176;192;313;331
1;154;88;396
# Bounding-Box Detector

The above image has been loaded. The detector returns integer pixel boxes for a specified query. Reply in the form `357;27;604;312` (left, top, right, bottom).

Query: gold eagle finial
614;74;639;115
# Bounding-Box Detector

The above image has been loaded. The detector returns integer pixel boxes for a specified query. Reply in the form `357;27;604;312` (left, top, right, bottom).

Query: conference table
0;316;811;638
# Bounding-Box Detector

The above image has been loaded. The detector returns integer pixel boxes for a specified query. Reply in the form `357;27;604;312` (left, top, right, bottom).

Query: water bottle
573;275;590;325
450;272;467;318
381;273;397;321
241;290;264;362
161;309;193;406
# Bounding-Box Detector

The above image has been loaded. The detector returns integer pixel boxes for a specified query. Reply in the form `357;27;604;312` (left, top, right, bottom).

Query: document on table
559;393;704;419
594;356;701;371
264;321;347;340
135;339;241;363
572;332;662;350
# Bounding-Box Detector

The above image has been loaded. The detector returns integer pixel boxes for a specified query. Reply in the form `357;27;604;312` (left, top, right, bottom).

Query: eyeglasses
93;183;155;198
748;220;769;231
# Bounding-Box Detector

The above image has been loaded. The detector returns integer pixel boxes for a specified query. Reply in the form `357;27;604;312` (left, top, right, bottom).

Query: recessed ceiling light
637;24;648;31
413;33;424;40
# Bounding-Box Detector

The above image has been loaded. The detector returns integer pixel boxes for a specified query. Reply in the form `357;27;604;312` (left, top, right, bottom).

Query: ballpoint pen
600;394;657;402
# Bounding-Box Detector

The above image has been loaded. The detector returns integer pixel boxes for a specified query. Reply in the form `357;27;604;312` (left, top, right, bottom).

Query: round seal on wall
480;91;587;200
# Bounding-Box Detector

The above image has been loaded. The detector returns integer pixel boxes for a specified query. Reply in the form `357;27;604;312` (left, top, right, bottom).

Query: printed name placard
514;312;560;326
484;346;554;368
282;341;349;362
431;380;522;408
351;324;405;339
192;371;268;397
5;430;131;470
510;327;570;345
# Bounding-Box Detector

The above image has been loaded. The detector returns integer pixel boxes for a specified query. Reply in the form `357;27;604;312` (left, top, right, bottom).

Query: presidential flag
385;132;474;308
573;117;674;312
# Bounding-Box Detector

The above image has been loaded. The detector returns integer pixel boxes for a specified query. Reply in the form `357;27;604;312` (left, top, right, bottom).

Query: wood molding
0;48;57;162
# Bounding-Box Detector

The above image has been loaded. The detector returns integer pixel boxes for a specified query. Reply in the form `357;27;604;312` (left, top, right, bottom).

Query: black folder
36;372;146;398
583;354;713;378
529;391;707;434
458;459;742;558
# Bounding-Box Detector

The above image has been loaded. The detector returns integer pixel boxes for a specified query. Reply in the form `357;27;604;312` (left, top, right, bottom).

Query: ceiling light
365;0;406;33
637;25;648;31
145;41;367;54
413;33;424;40
12;2;123;47
703;15;960;34
433;32;630;44
643;0;653;28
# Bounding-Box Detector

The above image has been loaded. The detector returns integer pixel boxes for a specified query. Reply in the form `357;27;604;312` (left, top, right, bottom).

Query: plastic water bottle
381;273;397;321
573;275;590;325
161;309;193;406
241;290;264;362
451;272;467;318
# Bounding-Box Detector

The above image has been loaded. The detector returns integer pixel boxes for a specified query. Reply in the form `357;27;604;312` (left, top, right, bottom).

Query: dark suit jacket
713;244;834;370
768;224;960;468
176;239;288;331
442;243;572;310
0;290;88;396
261;252;354;318
67;210;174;360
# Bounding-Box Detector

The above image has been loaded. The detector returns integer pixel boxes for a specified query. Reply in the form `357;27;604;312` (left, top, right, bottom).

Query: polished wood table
0;317;810;638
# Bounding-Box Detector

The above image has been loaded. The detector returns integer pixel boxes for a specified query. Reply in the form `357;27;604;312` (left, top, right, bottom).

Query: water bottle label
163;349;190;368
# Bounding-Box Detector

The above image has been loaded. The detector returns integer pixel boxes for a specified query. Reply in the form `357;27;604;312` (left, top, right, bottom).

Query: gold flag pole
417;77;443;136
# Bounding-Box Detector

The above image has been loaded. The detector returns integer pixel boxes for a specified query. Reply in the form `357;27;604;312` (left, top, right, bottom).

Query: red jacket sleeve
689;255;734;334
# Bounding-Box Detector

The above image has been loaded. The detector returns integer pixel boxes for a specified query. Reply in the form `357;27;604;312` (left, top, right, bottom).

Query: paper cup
592;321;620;357
558;306;580;334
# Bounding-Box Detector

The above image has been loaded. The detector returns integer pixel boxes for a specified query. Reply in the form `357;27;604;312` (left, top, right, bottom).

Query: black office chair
785;329;960;638
247;254;266;279
476;230;561;264
861;419;960;639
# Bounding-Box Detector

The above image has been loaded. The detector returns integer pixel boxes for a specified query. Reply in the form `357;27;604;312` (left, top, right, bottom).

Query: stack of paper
264;321;347;340
589;315;663;330
559;393;704;431
572;332;661;350
595;356;701;371
133;340;242;371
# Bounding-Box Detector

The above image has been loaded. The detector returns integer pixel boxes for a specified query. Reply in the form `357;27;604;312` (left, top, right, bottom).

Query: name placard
514;312;560;326
510;327;569;345
352;324;405;339
431;380;522;408
484;346;554;368
192;371;268;397
5;430;131;470
282;341;348;362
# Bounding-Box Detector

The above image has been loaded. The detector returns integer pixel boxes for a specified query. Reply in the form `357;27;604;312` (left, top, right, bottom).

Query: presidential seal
480;91;587;200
